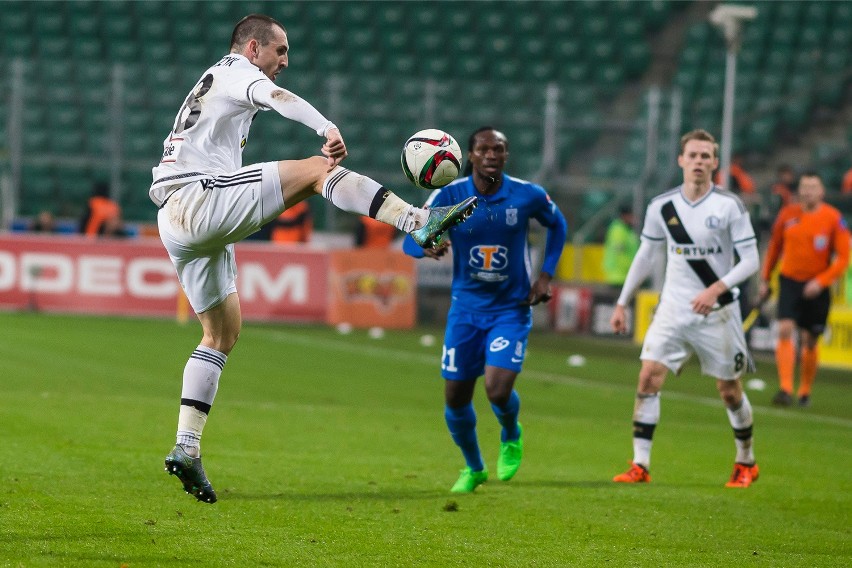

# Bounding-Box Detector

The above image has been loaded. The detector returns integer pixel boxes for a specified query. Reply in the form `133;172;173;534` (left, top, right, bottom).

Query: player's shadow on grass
224;488;448;502
519;479;614;489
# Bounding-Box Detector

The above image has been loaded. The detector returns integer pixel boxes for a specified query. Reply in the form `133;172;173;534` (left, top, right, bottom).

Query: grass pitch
0;312;849;567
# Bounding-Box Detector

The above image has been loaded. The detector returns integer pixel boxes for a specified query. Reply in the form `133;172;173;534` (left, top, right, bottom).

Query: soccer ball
401;129;463;190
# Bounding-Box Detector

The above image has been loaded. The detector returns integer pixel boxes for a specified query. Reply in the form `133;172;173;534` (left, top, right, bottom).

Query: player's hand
423;240;450;259
322;127;348;171
691;282;725;315
757;281;771;304
521;274;553;306
803;279;823;299
610;304;628;334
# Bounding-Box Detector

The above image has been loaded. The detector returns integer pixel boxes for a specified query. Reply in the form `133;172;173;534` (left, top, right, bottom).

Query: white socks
321;166;427;232
726;393;755;464
632;393;660;468
176;345;226;453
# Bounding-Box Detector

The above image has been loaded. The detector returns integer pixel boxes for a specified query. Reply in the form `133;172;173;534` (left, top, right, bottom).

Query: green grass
0;312;850;567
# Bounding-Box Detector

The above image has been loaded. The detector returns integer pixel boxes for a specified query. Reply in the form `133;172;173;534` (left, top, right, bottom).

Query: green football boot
410;196;478;248
450;467;488;493
164;444;217;504
497;423;523;481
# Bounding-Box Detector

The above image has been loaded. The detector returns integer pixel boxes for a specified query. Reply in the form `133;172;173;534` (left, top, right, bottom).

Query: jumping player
154;14;476;503
610;129;761;488
759;171;850;407
403;127;567;493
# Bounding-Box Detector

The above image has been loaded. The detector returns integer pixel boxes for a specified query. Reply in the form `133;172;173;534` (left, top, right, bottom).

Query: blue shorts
441;307;532;381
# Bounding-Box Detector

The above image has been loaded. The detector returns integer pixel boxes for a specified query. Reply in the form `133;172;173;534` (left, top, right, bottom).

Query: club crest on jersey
814;235;828;251
705;215;721;229
469;245;508;271
506;208;518;226
490;337;510;352
667;216;680;226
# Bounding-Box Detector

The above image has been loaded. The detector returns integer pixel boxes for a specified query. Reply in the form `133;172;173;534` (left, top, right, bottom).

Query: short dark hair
679;129;718;158
231;14;286;51
462;126;509;176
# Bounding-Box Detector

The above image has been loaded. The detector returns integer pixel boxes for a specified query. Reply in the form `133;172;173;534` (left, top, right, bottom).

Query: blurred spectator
771;164;797;207
79;181;121;237
602;205;639;290
31;210;57;233
355;215;397;248
101;212;130;238
841;166;852;194
270;201;312;243
714;154;755;195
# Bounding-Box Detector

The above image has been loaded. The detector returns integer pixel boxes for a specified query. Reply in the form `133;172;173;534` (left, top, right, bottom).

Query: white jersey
150;54;332;207
641;185;756;309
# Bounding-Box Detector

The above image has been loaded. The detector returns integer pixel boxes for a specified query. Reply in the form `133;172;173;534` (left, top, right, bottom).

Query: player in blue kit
403;127;568;493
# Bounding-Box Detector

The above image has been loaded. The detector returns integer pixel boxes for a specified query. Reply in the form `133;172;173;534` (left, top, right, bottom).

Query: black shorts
777;275;831;336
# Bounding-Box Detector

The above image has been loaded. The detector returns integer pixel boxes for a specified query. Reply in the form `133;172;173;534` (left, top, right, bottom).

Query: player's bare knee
637;364;665;394
486;386;511;407
717;380;742;406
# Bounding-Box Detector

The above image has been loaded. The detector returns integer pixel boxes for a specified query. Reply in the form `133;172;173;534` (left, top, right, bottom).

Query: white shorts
641;300;753;380
157;162;284;313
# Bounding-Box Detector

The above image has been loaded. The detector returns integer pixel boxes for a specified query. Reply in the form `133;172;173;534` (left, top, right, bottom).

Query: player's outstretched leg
316;165;476;249
164;444;218;503
410;196;478;248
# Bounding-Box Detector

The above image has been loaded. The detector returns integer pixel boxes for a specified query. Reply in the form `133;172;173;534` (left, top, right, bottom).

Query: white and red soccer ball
401;129;463;190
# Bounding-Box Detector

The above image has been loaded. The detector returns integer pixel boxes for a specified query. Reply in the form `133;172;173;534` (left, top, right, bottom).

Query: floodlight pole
709;4;757;190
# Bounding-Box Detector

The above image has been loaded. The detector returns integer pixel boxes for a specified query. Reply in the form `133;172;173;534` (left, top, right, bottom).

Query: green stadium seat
745;117;776;153
591;157;618;179
183;44;210;68
558;61;589;83
589;40;616;63
39;37;70;60
774;2;801;23
133;0;167;19
71;37;103;60
594;64;625;98
33;13;65;36
101;14;134;39
782;98;812;130
108;40;138;62
20;165;56;215
642;0;673;31
622;42;650;78
202;1;232;25
3;35;32;58
582;15;608;40
1;5;28;34
141;42;172;62
378;4;405;29
554;37;582;61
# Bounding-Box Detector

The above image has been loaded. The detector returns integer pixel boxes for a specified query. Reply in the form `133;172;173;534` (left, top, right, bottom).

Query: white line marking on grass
249;328;852;429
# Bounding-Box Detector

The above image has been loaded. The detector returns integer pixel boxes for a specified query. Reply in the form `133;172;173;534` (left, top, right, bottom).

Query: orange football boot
725;462;760;488
613;462;651;483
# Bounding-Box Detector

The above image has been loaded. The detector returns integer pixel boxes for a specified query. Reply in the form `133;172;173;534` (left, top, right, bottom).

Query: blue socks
444;403;484;472
491;390;521;442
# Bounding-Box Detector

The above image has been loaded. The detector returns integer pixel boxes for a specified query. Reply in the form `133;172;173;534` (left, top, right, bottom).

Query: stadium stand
0;1;849;229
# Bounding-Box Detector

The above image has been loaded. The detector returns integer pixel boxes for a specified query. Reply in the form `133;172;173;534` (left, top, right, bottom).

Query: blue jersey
404;174;567;313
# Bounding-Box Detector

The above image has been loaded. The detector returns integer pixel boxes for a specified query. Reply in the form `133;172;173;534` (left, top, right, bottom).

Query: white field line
248;328;852;429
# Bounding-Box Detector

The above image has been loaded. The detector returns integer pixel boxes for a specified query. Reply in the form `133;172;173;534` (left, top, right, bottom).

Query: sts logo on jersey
469;245;509;282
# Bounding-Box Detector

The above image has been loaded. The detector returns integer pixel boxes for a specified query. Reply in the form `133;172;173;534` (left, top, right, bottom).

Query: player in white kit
157;14;477;503
609;129;761;488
